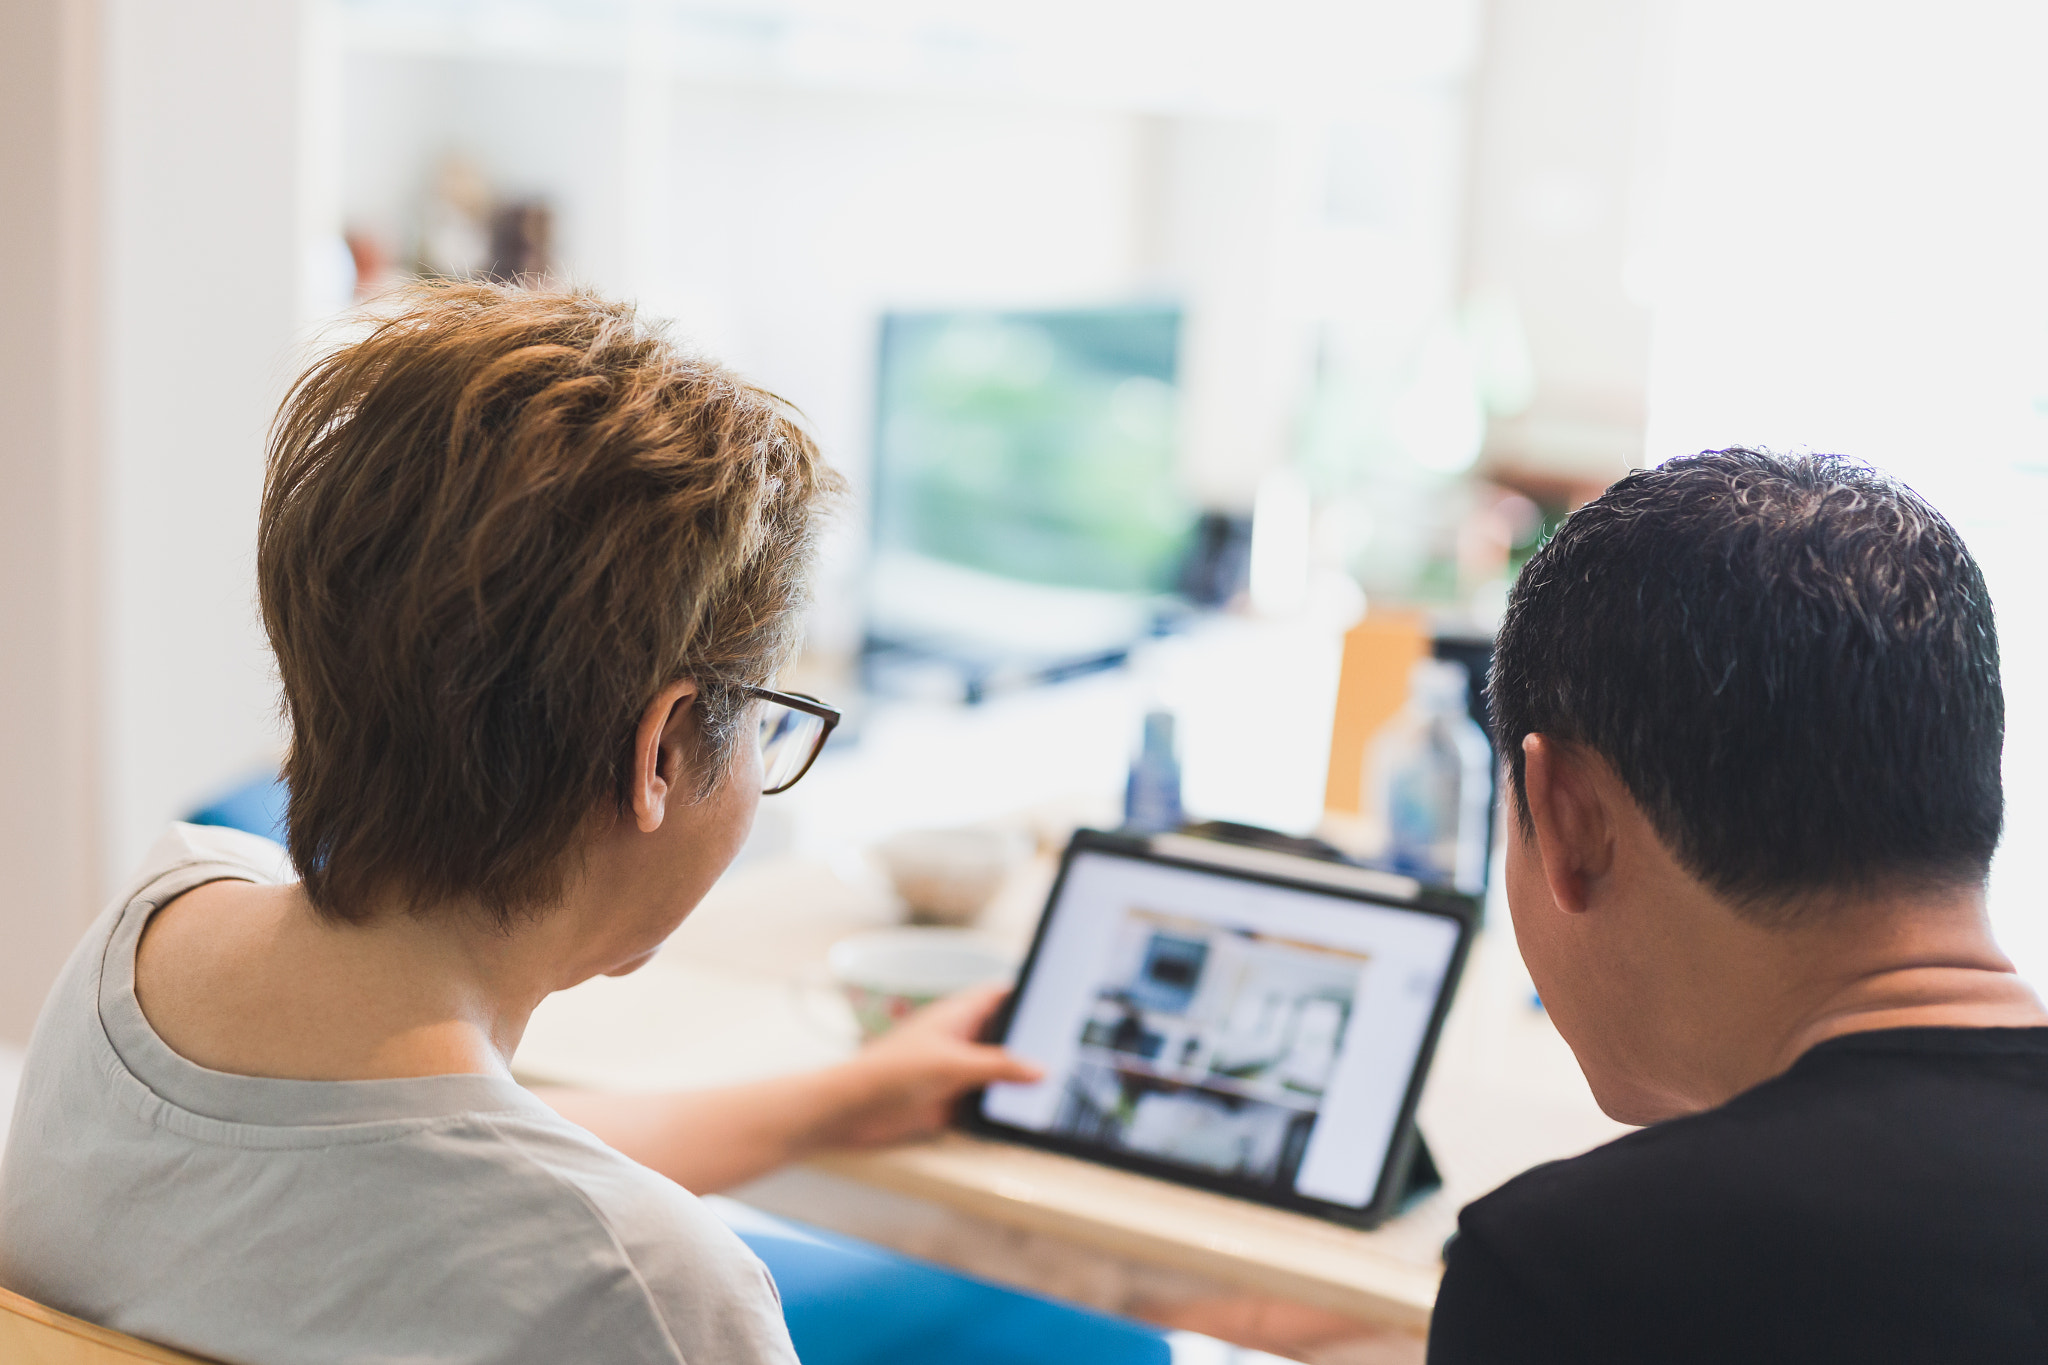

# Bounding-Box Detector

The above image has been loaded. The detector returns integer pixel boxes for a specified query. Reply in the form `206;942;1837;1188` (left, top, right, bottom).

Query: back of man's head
1490;449;2003;921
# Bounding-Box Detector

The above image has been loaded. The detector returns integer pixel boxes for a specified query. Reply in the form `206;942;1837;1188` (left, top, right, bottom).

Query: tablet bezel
959;828;1477;1230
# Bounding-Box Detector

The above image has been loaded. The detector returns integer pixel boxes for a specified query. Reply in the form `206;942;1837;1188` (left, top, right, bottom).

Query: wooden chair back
0;1284;212;1364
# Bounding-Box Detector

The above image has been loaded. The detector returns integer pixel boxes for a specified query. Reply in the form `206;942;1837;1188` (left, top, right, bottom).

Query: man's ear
1520;734;1616;915
631;680;700;834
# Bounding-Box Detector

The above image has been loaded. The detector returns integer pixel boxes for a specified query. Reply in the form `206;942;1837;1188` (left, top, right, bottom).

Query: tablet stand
1395;1130;1442;1213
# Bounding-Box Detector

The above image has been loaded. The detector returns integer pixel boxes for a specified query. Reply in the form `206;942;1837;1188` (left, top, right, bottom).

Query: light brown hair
259;281;836;926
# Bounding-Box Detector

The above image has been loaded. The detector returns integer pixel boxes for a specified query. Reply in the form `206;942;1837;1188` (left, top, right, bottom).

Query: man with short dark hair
1429;450;2048;1362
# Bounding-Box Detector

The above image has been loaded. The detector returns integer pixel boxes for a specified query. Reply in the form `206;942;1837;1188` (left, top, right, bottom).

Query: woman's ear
631;680;700;834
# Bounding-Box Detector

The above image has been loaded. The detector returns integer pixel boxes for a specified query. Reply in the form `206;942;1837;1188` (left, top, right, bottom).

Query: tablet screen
975;836;1467;1219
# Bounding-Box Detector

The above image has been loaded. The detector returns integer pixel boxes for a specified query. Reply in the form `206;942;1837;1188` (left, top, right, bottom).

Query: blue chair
186;772;289;844
186;777;1188;1365
713;1200;1173;1365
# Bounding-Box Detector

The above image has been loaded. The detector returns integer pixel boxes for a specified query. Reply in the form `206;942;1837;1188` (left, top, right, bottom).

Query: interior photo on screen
981;840;1466;1218
1052;908;1369;1188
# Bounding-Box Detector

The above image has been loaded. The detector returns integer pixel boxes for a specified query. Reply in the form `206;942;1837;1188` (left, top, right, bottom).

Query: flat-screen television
866;305;1194;695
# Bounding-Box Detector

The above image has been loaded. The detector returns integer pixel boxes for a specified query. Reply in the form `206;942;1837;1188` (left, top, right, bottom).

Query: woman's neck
134;878;561;1082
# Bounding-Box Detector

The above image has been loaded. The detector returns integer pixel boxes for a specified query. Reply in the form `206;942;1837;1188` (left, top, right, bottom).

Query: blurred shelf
331;0;1477;116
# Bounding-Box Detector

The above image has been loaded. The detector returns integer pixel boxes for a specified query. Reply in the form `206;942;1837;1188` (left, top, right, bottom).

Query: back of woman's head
260;281;837;927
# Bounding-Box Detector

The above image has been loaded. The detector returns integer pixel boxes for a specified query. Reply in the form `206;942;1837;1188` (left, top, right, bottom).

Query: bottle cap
1409;658;1471;708
1141;709;1177;760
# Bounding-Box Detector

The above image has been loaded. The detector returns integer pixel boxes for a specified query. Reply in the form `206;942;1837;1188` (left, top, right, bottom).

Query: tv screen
872;306;1192;597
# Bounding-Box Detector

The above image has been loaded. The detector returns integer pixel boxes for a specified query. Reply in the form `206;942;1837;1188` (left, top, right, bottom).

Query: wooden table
513;852;1627;1362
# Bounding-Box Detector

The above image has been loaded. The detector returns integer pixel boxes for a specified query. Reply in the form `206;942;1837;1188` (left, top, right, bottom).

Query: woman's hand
809;984;1044;1150
537;985;1042;1193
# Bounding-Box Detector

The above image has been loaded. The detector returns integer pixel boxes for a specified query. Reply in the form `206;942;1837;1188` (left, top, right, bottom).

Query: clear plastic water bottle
1366;660;1493;892
1124;709;1185;834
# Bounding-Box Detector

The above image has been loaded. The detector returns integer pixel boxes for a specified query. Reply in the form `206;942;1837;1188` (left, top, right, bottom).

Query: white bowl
873;826;1025;925
827;927;1014;1037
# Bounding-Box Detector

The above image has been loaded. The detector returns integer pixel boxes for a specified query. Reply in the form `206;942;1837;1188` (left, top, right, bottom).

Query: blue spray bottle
1123;709;1185;834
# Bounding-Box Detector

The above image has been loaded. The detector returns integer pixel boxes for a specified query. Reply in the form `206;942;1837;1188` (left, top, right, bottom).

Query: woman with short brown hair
0;283;1035;1364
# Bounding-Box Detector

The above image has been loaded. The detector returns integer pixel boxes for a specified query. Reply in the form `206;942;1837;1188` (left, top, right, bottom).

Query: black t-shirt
1428;1027;2048;1363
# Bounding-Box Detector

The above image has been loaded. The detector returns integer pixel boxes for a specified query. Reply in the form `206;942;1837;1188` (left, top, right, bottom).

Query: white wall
0;1042;22;1152
100;0;312;886
1643;0;2048;982
0;0;102;1044
1462;0;1672;480
0;2;311;1037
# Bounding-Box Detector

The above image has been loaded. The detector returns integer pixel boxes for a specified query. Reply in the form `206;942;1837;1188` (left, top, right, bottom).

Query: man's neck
1718;886;2047;1104
1773;959;2048;1075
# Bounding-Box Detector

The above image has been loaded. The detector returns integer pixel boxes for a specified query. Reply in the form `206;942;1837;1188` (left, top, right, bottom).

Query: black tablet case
961;827;1475;1229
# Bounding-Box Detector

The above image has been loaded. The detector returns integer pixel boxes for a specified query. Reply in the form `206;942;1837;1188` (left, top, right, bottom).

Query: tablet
964;829;1474;1228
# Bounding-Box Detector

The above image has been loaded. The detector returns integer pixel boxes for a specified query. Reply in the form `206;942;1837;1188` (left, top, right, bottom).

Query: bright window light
1645;0;2048;980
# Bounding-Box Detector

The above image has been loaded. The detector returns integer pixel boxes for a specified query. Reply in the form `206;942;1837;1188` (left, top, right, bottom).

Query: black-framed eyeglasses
743;685;841;795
